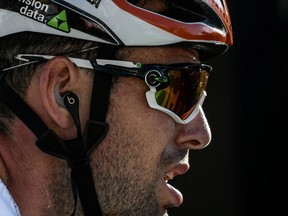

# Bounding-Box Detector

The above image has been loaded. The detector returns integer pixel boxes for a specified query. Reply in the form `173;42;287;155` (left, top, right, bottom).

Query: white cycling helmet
0;0;233;59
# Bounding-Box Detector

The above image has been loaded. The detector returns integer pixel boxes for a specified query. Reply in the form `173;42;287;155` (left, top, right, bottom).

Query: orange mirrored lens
154;68;209;120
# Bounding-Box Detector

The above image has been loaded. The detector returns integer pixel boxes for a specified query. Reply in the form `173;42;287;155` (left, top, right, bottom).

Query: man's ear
39;56;80;130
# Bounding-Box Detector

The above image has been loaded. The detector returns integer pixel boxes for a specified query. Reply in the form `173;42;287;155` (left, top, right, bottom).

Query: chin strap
0;70;112;216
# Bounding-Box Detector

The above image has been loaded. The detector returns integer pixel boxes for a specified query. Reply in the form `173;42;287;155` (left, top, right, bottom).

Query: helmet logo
87;0;102;8
17;1;70;33
19;0;48;22
47;10;70;33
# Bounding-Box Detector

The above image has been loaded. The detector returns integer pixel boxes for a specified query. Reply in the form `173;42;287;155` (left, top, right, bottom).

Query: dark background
170;0;288;215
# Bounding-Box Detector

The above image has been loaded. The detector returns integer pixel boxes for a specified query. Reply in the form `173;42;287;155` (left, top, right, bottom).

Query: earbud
55;89;81;136
62;92;81;131
55;87;79;110
62;92;79;110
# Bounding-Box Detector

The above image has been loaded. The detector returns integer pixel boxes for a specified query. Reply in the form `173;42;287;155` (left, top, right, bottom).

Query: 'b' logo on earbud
67;96;75;105
63;93;78;108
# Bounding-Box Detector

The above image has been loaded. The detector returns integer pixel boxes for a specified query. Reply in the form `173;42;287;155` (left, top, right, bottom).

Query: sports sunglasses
8;54;212;124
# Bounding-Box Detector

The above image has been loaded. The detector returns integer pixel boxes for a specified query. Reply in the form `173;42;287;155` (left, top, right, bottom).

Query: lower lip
165;181;183;207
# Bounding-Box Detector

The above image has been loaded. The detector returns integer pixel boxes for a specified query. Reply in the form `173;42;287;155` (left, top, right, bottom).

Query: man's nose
175;107;212;150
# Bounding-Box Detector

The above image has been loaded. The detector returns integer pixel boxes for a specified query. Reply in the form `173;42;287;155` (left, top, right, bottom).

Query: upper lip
163;163;190;181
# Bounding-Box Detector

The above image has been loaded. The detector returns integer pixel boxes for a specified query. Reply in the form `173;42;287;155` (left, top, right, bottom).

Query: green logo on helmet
17;0;70;33
47;10;70;33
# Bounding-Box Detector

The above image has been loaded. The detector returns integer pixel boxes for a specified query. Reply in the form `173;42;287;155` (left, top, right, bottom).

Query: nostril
187;140;209;150
195;140;210;149
191;140;202;147
175;125;211;150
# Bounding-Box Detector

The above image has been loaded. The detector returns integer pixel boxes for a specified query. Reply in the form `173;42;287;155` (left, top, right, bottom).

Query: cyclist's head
0;1;233;215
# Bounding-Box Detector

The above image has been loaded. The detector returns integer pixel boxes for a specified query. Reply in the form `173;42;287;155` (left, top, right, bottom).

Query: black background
170;0;288;215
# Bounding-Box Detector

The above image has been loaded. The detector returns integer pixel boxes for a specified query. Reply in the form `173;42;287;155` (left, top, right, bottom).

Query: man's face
89;46;212;216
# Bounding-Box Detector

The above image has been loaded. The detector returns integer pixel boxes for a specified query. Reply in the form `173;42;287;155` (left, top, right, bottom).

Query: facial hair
42;161;81;216
87;100;187;216
89;121;164;216
45;79;187;216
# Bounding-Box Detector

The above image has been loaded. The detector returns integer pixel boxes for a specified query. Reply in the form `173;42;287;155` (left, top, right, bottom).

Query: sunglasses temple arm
90;60;143;78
